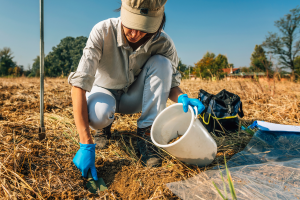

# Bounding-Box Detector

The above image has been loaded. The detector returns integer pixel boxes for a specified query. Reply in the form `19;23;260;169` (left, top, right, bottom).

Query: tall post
39;0;45;140
189;66;190;80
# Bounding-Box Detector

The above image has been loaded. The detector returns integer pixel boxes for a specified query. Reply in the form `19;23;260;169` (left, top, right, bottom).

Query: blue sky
0;0;299;69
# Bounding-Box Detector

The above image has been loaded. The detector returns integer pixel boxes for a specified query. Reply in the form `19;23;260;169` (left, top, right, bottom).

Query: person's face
122;25;147;43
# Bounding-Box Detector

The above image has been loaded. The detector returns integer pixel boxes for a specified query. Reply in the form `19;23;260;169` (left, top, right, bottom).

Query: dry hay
0;77;299;199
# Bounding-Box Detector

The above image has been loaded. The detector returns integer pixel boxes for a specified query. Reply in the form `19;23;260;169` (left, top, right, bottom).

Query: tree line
0;36;87;77
177;52;233;79
0;47;27;77
178;6;300;80
0;6;299;79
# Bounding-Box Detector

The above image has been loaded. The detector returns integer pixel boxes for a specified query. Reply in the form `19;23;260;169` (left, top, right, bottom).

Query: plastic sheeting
167;123;300;200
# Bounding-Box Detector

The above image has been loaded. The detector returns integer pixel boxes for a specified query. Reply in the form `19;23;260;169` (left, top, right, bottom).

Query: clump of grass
212;155;237;200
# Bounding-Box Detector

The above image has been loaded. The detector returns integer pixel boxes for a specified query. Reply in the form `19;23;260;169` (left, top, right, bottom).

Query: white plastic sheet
167;122;300;200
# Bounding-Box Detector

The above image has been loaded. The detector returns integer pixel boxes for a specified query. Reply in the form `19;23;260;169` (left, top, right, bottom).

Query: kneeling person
68;0;204;181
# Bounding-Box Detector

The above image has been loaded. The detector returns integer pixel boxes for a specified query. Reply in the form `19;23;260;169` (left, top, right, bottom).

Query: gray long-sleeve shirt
68;17;181;92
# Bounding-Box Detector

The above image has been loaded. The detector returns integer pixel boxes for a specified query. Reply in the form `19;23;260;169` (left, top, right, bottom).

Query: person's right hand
73;143;98;180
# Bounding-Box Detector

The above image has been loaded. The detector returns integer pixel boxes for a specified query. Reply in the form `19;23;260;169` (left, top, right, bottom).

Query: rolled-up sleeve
68;24;103;92
168;49;181;88
158;39;181;88
68;71;95;92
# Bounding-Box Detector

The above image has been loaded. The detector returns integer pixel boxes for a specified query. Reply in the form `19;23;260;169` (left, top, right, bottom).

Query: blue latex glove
178;94;205;114
73;143;98;181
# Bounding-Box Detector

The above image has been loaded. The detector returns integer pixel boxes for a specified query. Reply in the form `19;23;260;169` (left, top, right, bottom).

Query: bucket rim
151;103;195;148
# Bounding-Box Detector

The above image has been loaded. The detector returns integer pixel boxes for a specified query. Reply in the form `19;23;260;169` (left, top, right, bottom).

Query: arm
69;24;103;181
69;26;102;140
71;86;98;180
168;86;184;102
69;25;103;142
71;86;93;144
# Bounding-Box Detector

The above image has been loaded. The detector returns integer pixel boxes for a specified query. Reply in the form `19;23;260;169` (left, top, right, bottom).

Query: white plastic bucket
151;103;217;166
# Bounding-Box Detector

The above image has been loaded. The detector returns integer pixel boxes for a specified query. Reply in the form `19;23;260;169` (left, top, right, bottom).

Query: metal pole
39;0;45;140
189;66;190;80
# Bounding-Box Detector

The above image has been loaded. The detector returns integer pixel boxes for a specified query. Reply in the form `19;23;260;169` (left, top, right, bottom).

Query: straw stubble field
0;77;299;199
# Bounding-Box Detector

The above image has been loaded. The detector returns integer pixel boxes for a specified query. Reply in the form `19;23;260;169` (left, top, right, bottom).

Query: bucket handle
193;106;198;120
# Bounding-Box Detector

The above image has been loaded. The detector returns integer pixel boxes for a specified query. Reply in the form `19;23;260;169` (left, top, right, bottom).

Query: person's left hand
178;94;205;114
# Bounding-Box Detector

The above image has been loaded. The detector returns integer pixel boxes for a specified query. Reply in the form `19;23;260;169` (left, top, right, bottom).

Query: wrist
177;93;188;103
178;93;185;98
80;136;94;144
77;127;94;144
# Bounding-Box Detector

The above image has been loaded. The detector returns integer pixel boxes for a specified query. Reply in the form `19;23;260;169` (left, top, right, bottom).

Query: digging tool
86;170;107;194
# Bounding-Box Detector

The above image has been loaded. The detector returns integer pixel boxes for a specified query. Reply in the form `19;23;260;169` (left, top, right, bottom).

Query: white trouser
86;55;173;130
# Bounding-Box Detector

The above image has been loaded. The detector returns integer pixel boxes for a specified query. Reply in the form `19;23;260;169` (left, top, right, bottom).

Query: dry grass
0;77;299;199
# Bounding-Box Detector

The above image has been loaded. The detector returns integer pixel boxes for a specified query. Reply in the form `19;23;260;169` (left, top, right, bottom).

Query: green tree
0;47;16;76
30;55;50;77
45;36;87;77
183;65;193;79
19;65;24;76
250;45;272;72
177;59;187;77
229;63;234;68
240;66;251;72
195;52;228;79
30;36;88;77
262;7;300;74
30;55;41;77
204;52;215;59
295;56;300;75
178;59;187;72
215;54;229;69
195;52;215;78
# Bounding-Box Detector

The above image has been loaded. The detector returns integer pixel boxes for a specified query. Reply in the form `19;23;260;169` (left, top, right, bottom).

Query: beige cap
121;0;167;33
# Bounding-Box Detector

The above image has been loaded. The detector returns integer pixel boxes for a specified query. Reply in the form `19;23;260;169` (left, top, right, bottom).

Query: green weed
212;155;237;200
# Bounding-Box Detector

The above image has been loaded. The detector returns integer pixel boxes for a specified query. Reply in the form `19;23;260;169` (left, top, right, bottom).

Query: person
68;0;205;181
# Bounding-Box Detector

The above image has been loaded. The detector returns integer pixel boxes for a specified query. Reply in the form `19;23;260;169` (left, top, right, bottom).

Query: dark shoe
137;126;161;167
94;123;112;149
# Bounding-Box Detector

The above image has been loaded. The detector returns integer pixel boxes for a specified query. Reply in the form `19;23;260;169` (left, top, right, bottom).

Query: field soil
0;77;299;199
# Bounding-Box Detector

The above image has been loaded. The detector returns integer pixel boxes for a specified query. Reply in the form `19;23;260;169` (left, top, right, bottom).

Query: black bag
198;89;244;136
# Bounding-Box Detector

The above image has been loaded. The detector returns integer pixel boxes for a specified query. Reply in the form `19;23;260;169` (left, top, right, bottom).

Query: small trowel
86;170;107;194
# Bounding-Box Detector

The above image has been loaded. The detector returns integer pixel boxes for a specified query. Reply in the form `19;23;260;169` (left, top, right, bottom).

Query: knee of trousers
87;92;116;130
146;55;173;81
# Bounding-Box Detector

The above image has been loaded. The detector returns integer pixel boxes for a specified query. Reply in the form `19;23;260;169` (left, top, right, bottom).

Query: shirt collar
117;18;128;48
142;35;156;52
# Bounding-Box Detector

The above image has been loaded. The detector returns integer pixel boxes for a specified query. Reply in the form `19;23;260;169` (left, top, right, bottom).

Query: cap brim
121;7;163;33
